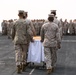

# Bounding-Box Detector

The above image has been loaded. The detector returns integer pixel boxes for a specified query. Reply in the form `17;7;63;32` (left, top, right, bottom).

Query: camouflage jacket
40;22;61;47
25;19;36;36
11;19;33;44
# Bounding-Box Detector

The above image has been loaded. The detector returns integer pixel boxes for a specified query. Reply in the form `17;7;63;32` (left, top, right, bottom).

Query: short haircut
48;17;54;22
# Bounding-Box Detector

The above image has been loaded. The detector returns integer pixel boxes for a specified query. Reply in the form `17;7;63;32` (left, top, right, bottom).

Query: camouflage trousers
2;28;7;35
69;29;74;35
63;28;68;35
14;44;28;66
59;28;63;39
44;47;57;69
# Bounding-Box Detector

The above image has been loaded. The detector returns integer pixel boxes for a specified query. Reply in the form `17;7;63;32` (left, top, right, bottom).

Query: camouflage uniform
44;17;62;39
60;19;64;37
7;20;13;38
63;20;69;35
40;21;61;69
54;17;62;39
1;20;7;35
73;22;76;35
11;18;33;66
25;19;36;36
34;20;38;35
39;20;44;35
23;12;36;36
68;20;74;35
1;21;5;35
7;21;10;38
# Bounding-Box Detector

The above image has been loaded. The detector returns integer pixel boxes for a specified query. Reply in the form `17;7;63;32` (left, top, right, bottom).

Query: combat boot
22;64;26;72
47;68;52;74
17;65;21;74
52;67;55;72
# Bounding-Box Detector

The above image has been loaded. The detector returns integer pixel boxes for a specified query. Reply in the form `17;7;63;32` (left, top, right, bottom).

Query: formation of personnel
31;19;45;35
1;9;76;74
60;19;76;35
1;19;17;38
1;18;76;38
1;20;8;35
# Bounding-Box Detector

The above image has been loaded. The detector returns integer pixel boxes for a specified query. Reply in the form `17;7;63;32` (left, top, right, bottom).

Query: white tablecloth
27;40;45;63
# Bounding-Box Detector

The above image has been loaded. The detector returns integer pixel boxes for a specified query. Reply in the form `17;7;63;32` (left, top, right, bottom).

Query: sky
0;0;76;31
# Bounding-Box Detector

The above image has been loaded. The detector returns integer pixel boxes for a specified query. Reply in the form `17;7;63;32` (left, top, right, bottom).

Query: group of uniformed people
1;9;76;74
31;19;45;35
1;16;76;38
60;19;76;35
1;19;17;38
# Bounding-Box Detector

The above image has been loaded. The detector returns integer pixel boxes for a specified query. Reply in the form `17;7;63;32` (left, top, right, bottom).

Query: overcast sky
0;0;76;30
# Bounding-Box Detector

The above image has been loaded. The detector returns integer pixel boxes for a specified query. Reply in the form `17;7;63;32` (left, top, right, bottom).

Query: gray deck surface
0;34;76;75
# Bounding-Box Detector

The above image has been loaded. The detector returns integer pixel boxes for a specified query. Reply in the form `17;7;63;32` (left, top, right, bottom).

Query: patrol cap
18;10;25;14
48;14;54;17
51;10;56;13
51;10;56;16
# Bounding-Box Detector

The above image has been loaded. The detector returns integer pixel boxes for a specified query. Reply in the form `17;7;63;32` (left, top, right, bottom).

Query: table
27;36;45;63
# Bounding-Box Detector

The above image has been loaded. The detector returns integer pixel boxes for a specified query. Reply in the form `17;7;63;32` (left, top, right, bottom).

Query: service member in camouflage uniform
1;20;7;35
40;14;61;74
51;10;63;39
60;18;64;36
1;20;5;35
68;20;74;35
7;20;13;39
23;11;36;36
23;11;36;66
11;10;33;73
63;19;69;35
34;20;40;35
73;20;76;35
